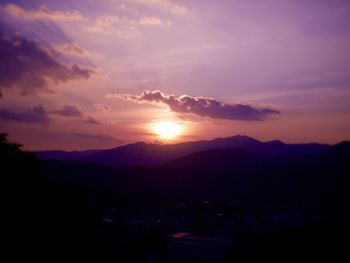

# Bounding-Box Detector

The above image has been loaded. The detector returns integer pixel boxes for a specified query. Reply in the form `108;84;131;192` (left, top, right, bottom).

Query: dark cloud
0;32;98;95
109;90;280;121
0;105;50;124
0;104;100;125
52;105;101;124
73;133;123;143
53;104;84;117
52;104;100;124
84;116;100;125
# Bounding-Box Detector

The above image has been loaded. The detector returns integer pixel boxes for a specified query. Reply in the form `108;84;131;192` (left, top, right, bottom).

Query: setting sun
153;121;182;140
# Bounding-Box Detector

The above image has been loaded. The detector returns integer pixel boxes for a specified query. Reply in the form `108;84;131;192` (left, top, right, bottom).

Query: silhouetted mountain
325;141;350;159
36;140;350;261
37;135;330;167
36;149;99;161
165;148;262;168
38;141;350;208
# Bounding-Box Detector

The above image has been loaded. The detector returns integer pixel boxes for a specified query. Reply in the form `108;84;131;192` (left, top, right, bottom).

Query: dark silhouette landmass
3;134;350;262
37;135;329;166
40;140;350;206
1;134;45;260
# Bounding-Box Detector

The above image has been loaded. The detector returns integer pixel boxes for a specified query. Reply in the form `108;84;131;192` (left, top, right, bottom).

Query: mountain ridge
37;135;331;167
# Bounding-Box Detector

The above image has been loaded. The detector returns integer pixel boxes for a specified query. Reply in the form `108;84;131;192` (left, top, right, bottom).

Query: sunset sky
1;0;350;150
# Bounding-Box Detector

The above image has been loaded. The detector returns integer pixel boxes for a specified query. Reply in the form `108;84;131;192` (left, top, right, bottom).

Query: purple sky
0;0;350;150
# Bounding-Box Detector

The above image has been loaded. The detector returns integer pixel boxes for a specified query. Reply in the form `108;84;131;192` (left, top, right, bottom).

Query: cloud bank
0;104;99;124
0;32;99;95
0;105;50;124
108;90;279;121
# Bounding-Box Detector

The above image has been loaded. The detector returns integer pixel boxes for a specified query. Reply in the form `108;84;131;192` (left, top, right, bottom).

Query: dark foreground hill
4;132;349;262
37;135;329;167
37;141;350;261
39;141;350;209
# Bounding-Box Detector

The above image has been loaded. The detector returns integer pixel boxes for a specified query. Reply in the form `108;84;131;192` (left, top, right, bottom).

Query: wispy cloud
94;104;111;113
140;0;186;15
117;0;187;15
2;3;174;37
138;16;171;26
108;90;280;121
3;4;85;22
52;42;88;58
84;116;100;125
88;15;171;33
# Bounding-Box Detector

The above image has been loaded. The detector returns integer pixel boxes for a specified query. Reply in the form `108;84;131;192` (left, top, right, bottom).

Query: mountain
165;148;263;168
37;135;330;167
36;149;100;161
36;139;350;261
39;141;350;206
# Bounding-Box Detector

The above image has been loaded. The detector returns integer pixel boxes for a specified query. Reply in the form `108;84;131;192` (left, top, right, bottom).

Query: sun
153;121;182;140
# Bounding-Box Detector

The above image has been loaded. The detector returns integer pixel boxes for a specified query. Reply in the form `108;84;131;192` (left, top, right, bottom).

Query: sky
0;0;349;150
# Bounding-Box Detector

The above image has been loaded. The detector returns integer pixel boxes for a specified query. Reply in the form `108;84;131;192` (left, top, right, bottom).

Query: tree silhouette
1;133;46;260
1;133;37;182
0;133;33;159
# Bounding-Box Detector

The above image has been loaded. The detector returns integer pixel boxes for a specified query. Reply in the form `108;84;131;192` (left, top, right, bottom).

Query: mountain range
37;135;330;167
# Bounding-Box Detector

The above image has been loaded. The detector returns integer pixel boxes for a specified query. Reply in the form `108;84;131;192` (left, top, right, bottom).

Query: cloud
94;104;111;113
0;32;100;95
108;90;280;121
53;104;84;117
138;16;171;26
0;105;50;124
52;105;100;124
73;133;123;143
84;116;100;125
0;104;100;125
88;14;171;33
3;3;173;36
52;42;88;58
127;0;187;15
3;4;85;22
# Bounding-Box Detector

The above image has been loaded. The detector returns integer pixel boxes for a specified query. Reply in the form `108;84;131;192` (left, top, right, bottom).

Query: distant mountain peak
211;135;262;147
228;134;261;142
